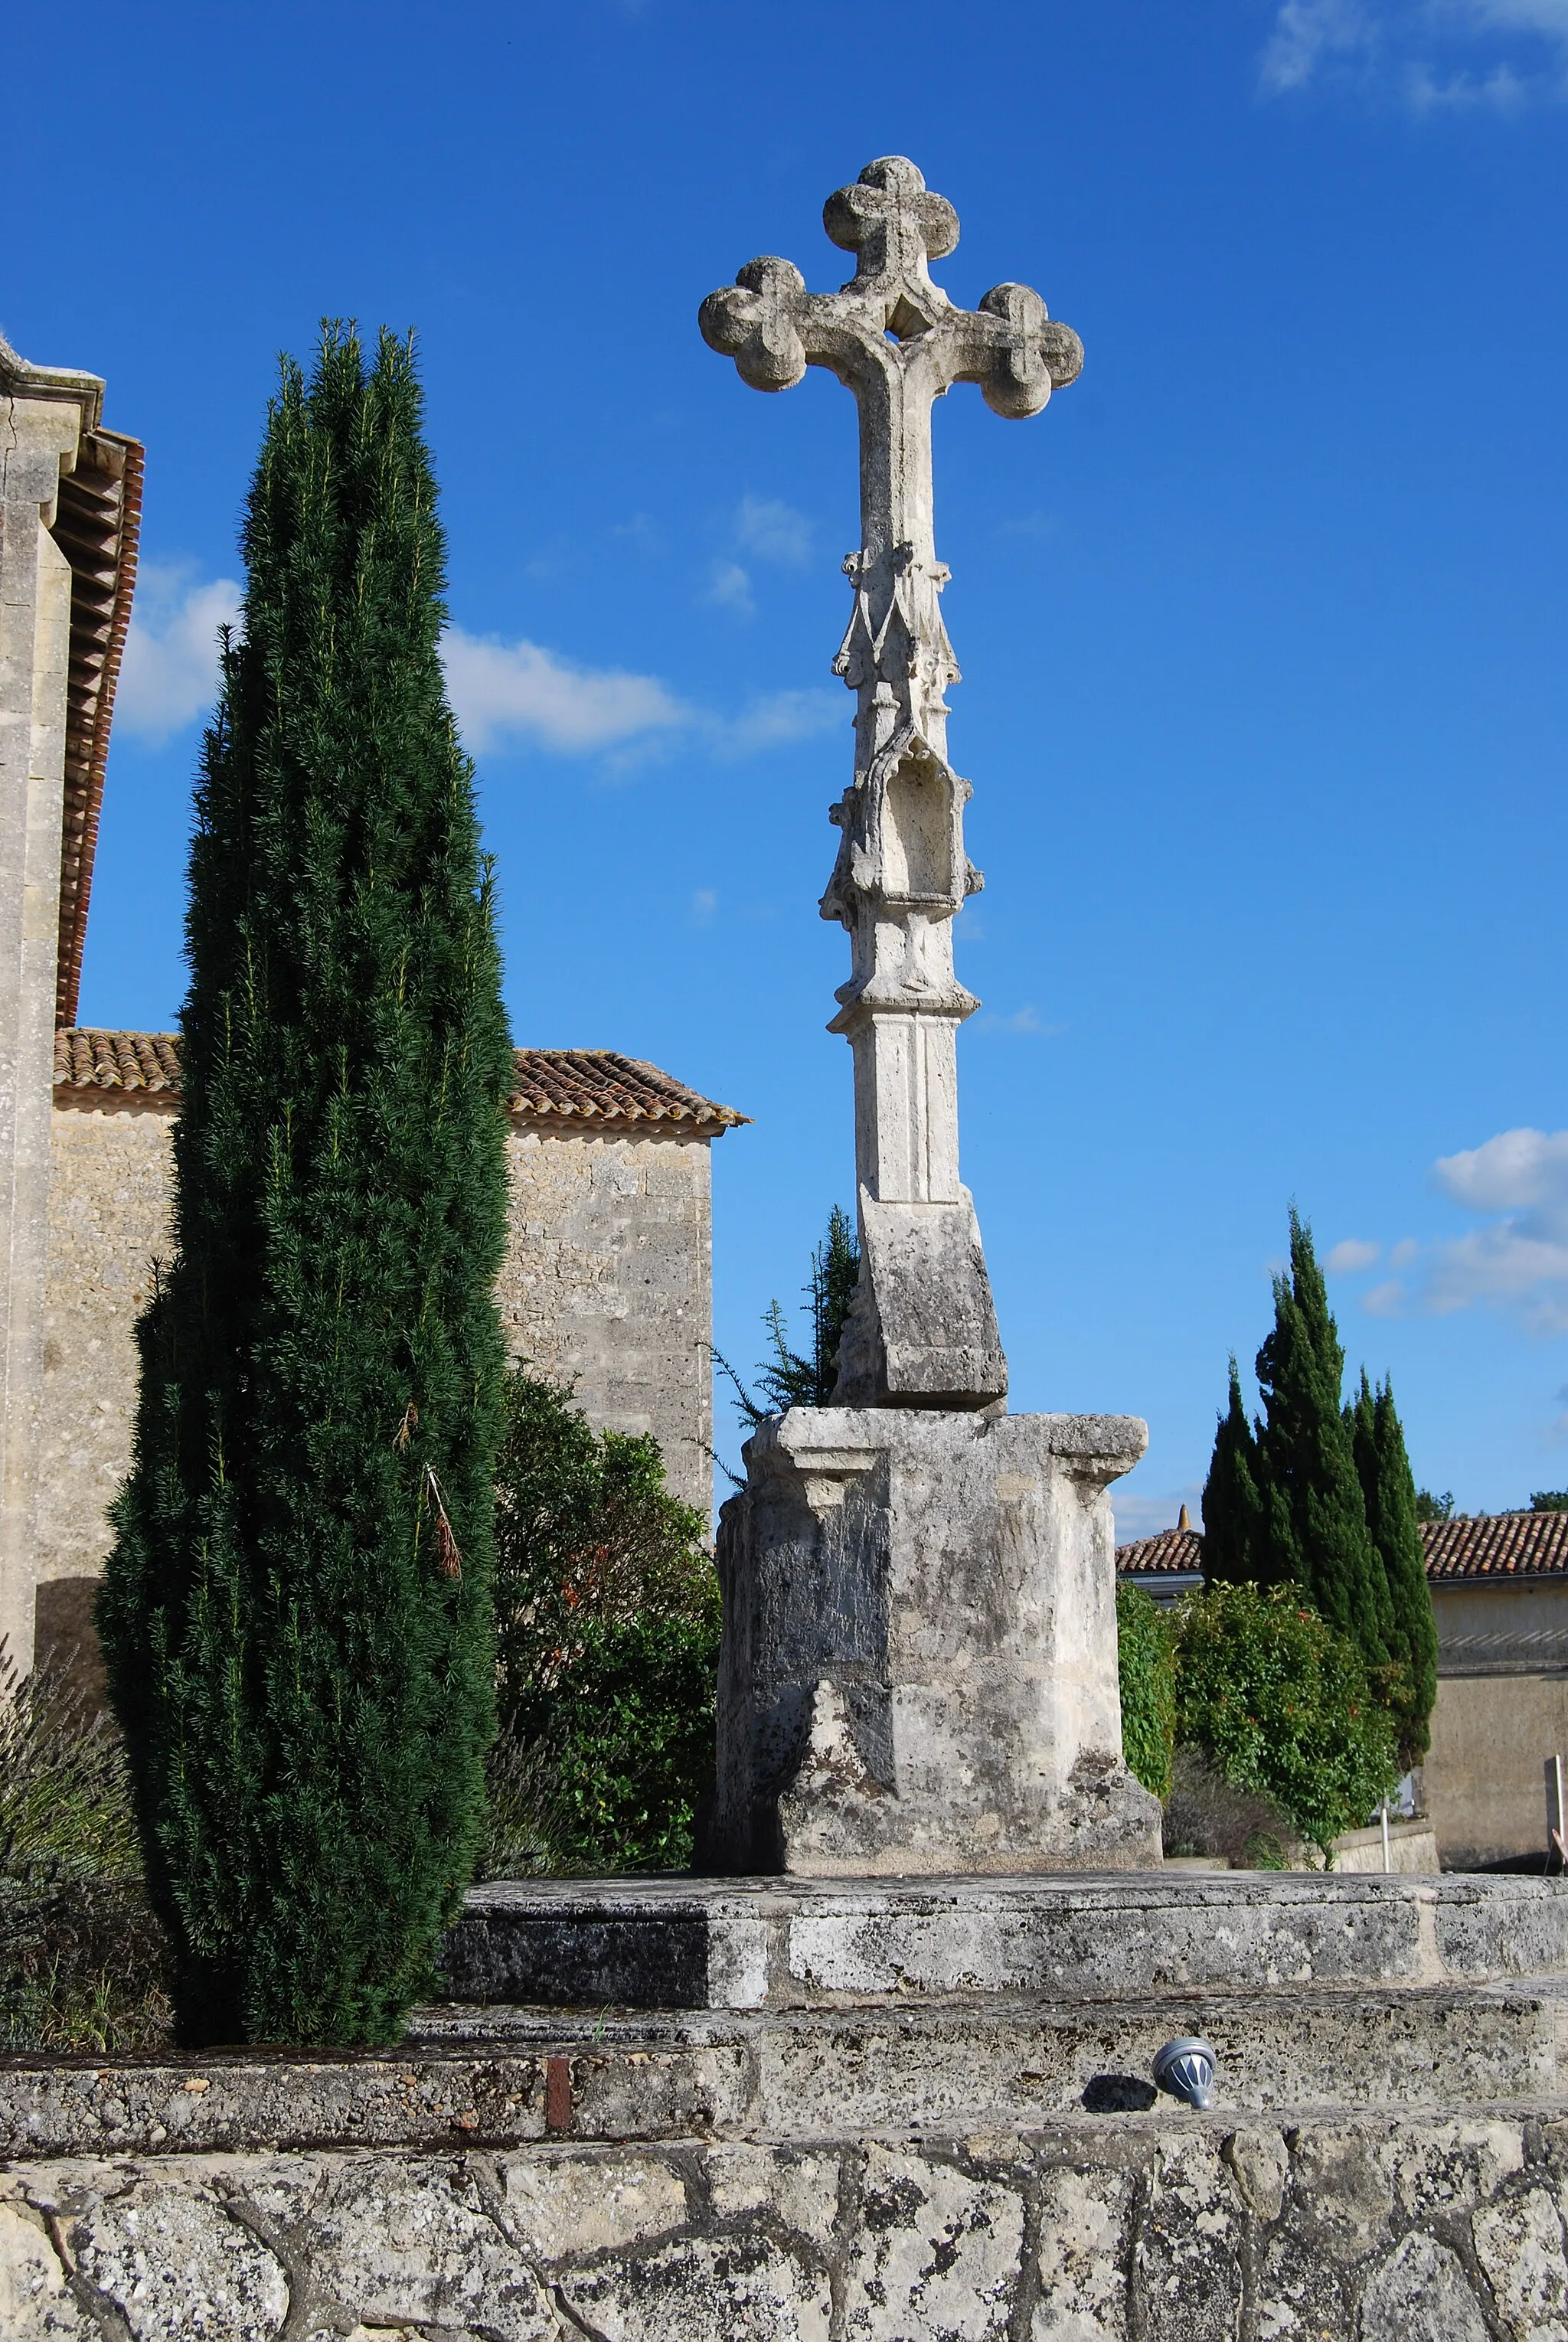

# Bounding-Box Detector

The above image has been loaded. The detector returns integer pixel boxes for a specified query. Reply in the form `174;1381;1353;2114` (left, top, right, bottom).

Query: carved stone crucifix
701;157;1081;1407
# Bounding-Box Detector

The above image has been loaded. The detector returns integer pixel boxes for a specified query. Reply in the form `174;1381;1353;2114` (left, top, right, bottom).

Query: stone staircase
417;1871;1568;2137
8;1873;1568;2339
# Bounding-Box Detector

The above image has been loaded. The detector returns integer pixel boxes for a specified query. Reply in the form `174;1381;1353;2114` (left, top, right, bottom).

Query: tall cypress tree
1200;1357;1272;1588
1348;1370;1438;1767
96;326;514;2048
1254;1211;1391;1676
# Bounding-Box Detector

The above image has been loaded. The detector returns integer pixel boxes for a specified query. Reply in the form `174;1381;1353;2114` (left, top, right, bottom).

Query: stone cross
701;158;1081;1407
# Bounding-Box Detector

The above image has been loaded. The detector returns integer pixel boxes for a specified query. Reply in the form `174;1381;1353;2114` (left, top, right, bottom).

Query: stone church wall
496;1125;713;1517
28;1102;715;1672
35;1102;172;1612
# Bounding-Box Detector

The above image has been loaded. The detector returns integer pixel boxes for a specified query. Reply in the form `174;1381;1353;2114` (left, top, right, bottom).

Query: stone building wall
497;1124;713;1513
28;1099;717;1669
34;1102;173;1603
1425;1578;1568;1868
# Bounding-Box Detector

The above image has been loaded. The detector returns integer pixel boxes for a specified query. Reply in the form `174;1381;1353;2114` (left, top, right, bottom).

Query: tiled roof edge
55;434;143;1031
1116;1511;1568;1586
53;1032;749;1130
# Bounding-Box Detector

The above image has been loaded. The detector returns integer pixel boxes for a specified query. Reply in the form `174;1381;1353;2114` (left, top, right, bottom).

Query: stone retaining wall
4;2109;1567;2338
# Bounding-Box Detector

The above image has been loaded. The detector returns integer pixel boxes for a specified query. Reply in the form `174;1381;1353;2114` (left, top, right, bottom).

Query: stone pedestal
700;1406;1162;1875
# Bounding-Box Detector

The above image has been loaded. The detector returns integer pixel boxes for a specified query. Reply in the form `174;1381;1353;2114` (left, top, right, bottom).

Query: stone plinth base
704;1405;1162;1874
441;1870;1568;2011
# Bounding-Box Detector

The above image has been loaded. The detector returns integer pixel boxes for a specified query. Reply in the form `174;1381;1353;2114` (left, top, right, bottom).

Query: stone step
444;1870;1568;2011
409;1982;1568;2135
3;1994;1564;2164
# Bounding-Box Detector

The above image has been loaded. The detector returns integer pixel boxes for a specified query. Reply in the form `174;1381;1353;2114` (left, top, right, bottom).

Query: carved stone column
702;157;1083;1409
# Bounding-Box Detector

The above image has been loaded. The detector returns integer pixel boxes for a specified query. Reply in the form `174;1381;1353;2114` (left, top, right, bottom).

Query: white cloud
1359;1128;1568;1332
441;628;839;767
1434;1126;1568;1214
116;564;242;745
1261;0;1378;91
115;579;832;774
691;888;717;926
1477;0;1568;34
973;1003;1067;1037
1325;1237;1381;1274
440;629;690;756
701;497;815;621
736;494;813;567
704;560;755;616
707;689;841;759
1261;0;1568;101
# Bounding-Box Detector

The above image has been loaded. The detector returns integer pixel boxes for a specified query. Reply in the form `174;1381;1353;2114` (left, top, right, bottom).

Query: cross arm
700;262;1082;420
697;260;890;396
939;285;1084;420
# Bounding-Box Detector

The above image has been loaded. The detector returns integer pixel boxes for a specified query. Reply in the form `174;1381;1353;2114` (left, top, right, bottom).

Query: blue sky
9;0;1568;1527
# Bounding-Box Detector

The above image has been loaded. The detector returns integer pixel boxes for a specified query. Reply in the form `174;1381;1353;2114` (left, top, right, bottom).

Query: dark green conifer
720;1205;861;1421
96;326;514;2048
1255;1210;1391;1674
1349;1371;1438;1767
1200;1358;1272;1588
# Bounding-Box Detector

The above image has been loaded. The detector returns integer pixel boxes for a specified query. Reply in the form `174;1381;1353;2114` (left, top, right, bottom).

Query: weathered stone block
440;1873;1568;2017
842;2147;1024;2340
1132;2136;1245;2342
560;2231;833;2341
6;2112;1568;2340
1473;2187;1568;2341
835;1191;1007;1408
501;2147;688;2261
706;2143;844;2254
300;2157;554;2340
0;2193;89;2338
1032;2162;1135;2339
62;2177;291;2342
1357;2231;1489;2341
704;1405;1161;1874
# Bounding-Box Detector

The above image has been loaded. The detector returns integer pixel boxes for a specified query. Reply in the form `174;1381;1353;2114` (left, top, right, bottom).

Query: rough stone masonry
10;1872;1568;2337
697;158;1161;1874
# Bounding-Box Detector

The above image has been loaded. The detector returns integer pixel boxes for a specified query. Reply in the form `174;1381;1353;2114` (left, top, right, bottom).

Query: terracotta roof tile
54;1029;181;1095
1115;1511;1568;1586
53;1031;747;1131
1419;1510;1568;1583
51;435;142;1031
1116;1527;1204;1577
506;1049;746;1129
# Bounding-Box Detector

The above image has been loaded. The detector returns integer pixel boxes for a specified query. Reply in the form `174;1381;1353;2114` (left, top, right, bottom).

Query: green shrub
1172;1582;1399;1861
0;1650;171;2052
1116;1579;1175;1799
517;1607;722;1871
493;1373;720;1870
